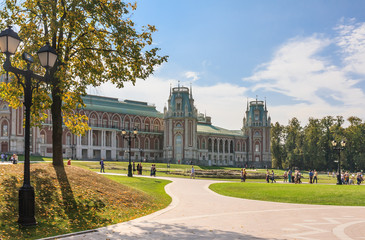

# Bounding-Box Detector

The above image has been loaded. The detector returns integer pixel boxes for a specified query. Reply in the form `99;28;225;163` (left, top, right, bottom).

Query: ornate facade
0;85;271;167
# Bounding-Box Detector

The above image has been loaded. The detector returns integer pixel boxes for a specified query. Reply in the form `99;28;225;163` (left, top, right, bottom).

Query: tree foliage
272;116;365;172
0;0;168;165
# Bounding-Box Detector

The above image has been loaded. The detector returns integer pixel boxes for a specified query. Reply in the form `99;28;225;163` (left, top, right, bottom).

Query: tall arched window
145;138;150;149
1;121;8;137
175;135;182;162
66;133;71;145
154;139;159;150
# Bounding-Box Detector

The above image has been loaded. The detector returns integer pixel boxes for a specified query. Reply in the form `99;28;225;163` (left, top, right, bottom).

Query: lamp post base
336;175;342;185
18;185;37;226
128;164;133;177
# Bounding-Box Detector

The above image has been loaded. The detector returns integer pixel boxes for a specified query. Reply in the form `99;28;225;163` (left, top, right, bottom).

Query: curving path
59;176;365;240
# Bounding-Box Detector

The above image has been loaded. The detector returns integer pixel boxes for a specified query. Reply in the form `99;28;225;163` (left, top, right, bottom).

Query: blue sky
93;0;365;130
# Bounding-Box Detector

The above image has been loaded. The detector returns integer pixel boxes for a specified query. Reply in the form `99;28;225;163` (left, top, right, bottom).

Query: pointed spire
169;83;172;97
265;97;267;111
246;98;249;112
190;82;192;99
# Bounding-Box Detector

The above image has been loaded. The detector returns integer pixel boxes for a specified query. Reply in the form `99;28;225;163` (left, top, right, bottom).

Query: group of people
1;153;18;164
282;169;302;183
341;171;363;185
266;170;276;183
150;164;157;177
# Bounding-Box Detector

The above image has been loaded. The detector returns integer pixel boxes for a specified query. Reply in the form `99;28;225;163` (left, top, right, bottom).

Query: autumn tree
0;1;168;166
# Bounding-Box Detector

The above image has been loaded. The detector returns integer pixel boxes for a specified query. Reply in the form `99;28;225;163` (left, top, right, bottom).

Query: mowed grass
209;182;365;206
0;163;171;240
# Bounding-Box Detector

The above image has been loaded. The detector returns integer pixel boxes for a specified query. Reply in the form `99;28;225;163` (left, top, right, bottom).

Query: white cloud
184;71;200;81
244;21;365;126
336;21;365;75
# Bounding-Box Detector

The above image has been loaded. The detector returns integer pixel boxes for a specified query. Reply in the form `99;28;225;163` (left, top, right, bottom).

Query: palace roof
81;95;163;118
197;123;244;137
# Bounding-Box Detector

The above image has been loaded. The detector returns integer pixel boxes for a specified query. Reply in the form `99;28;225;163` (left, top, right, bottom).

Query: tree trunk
51;82;64;166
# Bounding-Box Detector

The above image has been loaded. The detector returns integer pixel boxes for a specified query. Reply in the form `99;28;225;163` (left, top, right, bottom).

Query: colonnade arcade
197;136;248;166
37;110;164;161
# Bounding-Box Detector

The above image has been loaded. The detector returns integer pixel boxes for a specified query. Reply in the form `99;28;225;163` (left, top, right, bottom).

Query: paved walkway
59;175;365;240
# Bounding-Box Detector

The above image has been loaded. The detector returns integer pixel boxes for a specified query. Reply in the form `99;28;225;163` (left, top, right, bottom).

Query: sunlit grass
209;182;365;206
0;164;171;240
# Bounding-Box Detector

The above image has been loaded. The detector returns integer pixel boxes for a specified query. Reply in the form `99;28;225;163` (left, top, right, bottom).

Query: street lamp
0;26;57;226
122;128;138;177
139;148;143;163
332;140;346;185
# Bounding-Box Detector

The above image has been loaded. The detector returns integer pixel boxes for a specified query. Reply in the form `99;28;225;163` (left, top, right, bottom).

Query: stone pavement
56;175;365;240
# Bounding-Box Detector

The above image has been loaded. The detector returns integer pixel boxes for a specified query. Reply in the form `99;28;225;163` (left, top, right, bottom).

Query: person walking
190;165;195;179
313;169;318;184
67;158;71;165
309;170;313;184
100;158;105;173
288;169;292;183
271;170;276;183
283;171;288;183
240;168;244;182
152;164;156;177
266;170;270;183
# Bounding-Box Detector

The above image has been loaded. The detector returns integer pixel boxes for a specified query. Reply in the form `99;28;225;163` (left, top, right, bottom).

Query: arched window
134;138;139;148
66;133;71;145
1;121;8;137
202;139;206;149
175;135;183;162
219;139;223;152
154;139;159;150
40;131;46;144
145;138;150;149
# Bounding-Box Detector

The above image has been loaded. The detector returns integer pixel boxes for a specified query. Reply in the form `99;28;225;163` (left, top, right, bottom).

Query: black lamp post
139;148;143;163
332;140;346;185
122;128;138;177
0;26;57;226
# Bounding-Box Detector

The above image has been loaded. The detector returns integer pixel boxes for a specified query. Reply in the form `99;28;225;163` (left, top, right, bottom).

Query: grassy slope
209;182;365;206
0;164;171;240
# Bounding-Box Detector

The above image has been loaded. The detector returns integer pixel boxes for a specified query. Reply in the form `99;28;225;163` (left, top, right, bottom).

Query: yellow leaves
0;81;23;109
63;112;91;136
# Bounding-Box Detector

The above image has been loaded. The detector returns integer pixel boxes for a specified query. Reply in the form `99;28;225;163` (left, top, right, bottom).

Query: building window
66;134;71;145
145;139;149;149
2;123;8;137
255;144;259;152
154;139;159;150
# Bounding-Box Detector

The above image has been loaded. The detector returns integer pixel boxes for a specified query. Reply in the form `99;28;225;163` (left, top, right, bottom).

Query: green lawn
209;182;365;206
0;164;171;240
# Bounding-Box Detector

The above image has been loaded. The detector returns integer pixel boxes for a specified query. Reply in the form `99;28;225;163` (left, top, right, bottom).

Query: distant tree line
271;116;365;171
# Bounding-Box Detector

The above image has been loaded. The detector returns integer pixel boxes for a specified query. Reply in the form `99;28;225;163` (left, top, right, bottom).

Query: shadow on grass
0;165;114;240
53;165;111;229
